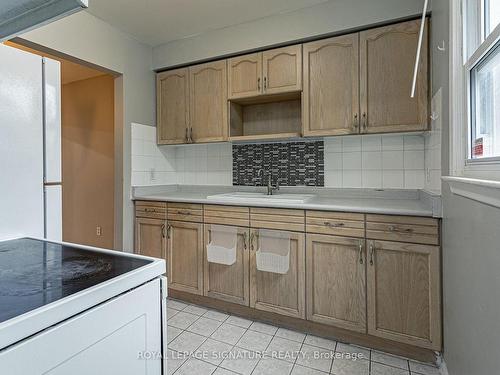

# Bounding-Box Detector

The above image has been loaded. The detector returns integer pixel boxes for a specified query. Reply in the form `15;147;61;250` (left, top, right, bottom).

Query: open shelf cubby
229;94;302;142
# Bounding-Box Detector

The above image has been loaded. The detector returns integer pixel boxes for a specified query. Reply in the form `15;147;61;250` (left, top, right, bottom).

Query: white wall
152;0;425;69
441;185;500;375
20;11;155;252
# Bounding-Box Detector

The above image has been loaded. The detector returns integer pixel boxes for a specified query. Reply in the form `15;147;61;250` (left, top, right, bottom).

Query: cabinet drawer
250;207;305;232
306;211;365;238
167;203;203;222
204;205;249;226
135;201;167;219
366;214;439;245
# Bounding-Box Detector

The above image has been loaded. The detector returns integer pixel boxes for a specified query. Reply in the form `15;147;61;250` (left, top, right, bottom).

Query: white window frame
450;0;500;180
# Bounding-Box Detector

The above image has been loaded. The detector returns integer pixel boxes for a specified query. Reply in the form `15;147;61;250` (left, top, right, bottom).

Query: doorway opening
6;40;122;250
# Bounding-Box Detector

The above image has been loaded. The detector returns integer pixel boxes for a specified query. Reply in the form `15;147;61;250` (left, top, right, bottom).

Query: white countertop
132;185;442;217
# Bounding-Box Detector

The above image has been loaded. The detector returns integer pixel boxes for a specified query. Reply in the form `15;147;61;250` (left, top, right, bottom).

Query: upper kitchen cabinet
228;46;303;141
189;60;228;143
156;68;189;144
228;46;302;100
262;45;302;95
228;53;262;99
359;19;429;134
303;33;360;137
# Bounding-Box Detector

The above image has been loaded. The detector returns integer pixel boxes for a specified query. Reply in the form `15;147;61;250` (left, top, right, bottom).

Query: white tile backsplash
424;89;443;193
324;134;426;189
131;123;429;190
131;123;177;186
131;123;232;186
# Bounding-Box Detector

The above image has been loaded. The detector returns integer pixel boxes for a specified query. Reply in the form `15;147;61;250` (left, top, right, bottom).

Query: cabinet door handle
264;77;267;90
189;127;193;143
185;127;189;142
369;243;375;266
257;77;261;91
166;224;172;239
243;232;248;250
249;232;254;251
388;225;414;233
324;221;344;228
358;241;364;264
361;112;367;133
353;113;359;132
161;223;166;238
208;229;212;243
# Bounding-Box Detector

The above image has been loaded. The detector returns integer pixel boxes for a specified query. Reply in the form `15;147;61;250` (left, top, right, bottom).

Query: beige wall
21;11;155;251
62;75;115;248
152;0;425;69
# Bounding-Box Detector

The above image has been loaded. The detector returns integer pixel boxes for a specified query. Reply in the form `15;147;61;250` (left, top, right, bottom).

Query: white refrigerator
0;43;62;241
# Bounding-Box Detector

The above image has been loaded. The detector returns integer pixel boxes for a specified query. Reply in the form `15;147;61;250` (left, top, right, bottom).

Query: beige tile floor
166;299;440;375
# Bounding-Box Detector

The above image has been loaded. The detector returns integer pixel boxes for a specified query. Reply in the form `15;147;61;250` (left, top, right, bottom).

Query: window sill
442;176;500;208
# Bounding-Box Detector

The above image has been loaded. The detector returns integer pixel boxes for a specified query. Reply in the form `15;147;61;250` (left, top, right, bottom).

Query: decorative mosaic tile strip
232;141;324;187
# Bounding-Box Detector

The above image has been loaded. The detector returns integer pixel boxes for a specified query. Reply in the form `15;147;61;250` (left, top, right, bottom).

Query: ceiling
85;0;330;47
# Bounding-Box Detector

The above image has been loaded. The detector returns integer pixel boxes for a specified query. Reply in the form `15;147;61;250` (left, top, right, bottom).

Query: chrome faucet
256;169;279;195
266;172;280;195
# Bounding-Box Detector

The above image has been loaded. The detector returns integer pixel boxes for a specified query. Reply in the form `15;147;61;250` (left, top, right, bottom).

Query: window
484;0;500;37
470;41;500;160
464;0;500;162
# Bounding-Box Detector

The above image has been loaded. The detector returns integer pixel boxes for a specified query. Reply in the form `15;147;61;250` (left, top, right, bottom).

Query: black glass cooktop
0;238;152;323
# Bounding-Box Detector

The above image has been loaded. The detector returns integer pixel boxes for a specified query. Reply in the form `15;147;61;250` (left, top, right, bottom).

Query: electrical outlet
96;226;102;236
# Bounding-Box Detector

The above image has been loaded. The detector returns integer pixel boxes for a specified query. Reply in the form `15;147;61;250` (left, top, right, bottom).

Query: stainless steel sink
206;192;315;204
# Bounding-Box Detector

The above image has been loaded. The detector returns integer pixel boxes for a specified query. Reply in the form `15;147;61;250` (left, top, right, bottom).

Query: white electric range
0;238;167;375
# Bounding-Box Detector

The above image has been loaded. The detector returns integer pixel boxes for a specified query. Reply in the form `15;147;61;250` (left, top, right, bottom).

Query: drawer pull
369;243;375;266
324;221;345;228
144;208;156;213
176;210;191;215
388;225;414;233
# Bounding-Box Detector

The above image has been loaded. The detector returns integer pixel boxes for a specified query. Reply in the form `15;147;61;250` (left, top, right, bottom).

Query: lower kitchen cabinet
203;225;250;306
249;229;306;319
306;234;366;333
135;201;442;353
367;239;441;350
167;220;204;295
134;218;166;260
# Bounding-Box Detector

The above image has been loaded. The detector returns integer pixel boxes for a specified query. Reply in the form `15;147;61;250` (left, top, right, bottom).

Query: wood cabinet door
306;234;366;333
228;53;262;99
262;45;302;95
167;221;204;295
367;240;441;350
303;34;360;137
134;218;166;261
249;229;305;319
156;68;189;144
360;19;429;134
189;61;228;143
204;225;250;306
